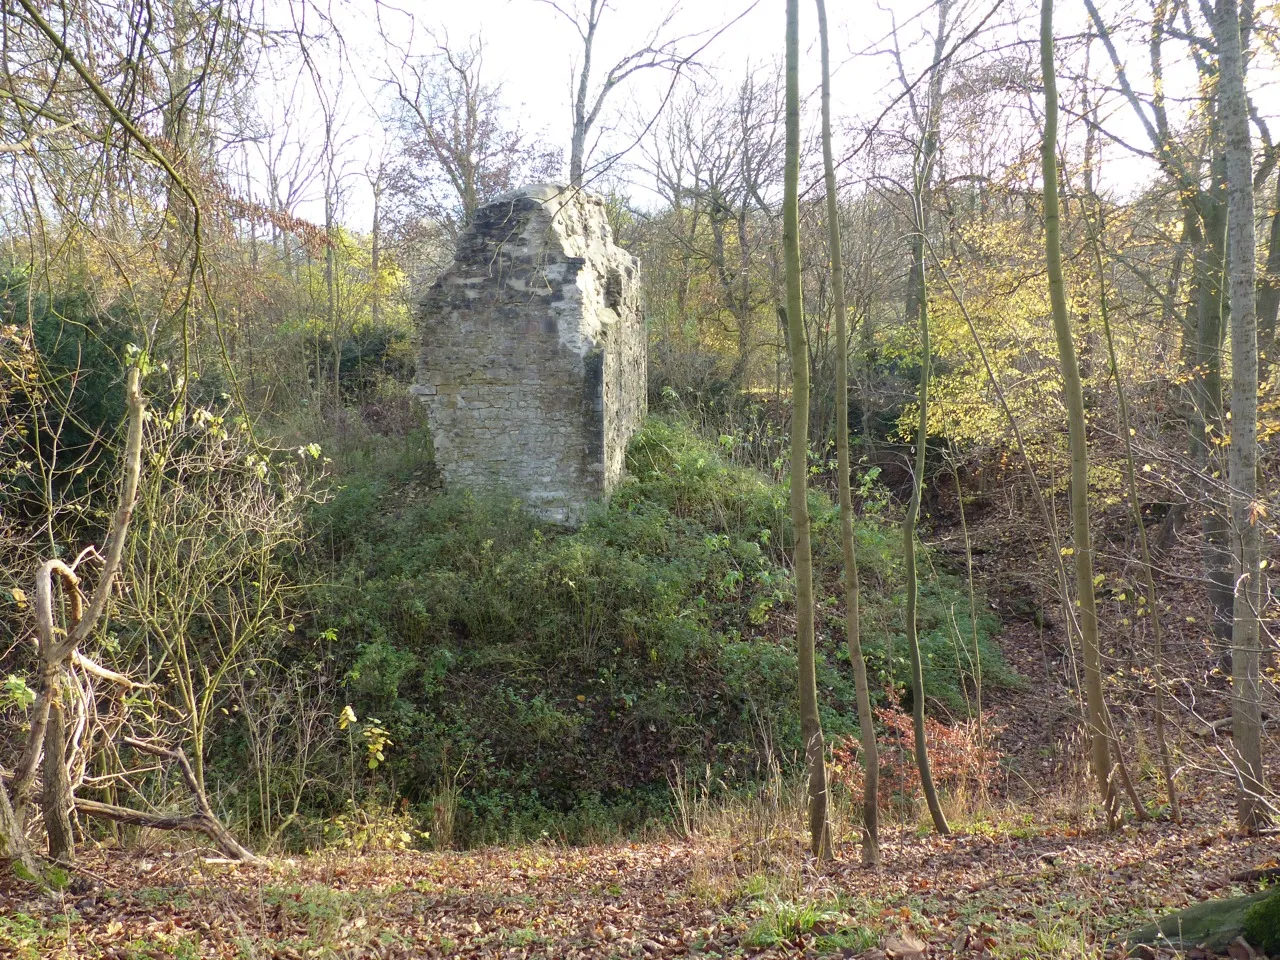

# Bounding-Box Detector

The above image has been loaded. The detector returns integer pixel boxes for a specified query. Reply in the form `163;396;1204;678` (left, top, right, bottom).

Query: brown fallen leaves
0;797;1274;960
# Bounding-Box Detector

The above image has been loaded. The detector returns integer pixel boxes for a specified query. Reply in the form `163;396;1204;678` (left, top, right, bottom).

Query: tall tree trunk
859;305;876;457
904;196;950;837
900;22;952;834
161;0;194;273
816;0;879;868
1258;167;1280;369
325;171;339;406
1083;0;1235;630
1215;0;1268;833
568;7;597;188
784;0;831;860
1088;209;1178;822
1194;174;1234;649
1041;0;1118;823
903;1;949;330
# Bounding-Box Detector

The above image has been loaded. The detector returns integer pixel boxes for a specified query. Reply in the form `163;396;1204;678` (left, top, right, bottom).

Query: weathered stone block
412;183;647;524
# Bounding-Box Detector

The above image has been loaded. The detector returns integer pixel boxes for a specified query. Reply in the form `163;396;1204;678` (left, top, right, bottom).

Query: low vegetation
265;416;1009;846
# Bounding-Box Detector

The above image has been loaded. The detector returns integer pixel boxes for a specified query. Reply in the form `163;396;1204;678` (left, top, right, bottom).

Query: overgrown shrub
303;416;1012;845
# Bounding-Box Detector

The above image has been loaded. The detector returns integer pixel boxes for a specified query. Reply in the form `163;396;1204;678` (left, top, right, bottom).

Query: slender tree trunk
325;172;339;406
43;694;74;862
859;306;875;457
951;460;983;746
1257;169;1280;361
1083;0;1236;640
161;0;194;274
816;0;879;868
904;204;949;836
903;1;948;330
371;178;383;330
1195;178;1234;649
784;0;831;860
569;7;597;188
1215;0;1268;833
1088;210;1174;821
1041;0;1118;823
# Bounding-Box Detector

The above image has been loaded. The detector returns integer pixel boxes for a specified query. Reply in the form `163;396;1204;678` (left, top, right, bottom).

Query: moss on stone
1242;887;1280;954
1125;888;1276;951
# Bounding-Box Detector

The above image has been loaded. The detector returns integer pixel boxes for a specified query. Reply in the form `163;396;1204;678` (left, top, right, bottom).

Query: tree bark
370;171;383;330
1215;0;1268;833
1083;0;1236;655
0;777;34;872
784;0;831;860
1256;169;1280;363
816;0;879;868
1041;0;1118;823
568;1;598;187
899;0;953;840
1194;176;1233;649
43;695;75;862
904;197;950;837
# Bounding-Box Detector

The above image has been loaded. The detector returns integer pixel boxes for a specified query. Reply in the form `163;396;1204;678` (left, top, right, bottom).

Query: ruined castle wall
411;184;646;523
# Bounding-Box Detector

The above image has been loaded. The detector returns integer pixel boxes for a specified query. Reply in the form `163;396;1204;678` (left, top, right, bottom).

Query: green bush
1243;887;1280;954
302;416;1011;844
0;271;134;518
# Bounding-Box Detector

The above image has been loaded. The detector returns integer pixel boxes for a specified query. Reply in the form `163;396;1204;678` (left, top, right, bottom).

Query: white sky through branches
250;0;1274;233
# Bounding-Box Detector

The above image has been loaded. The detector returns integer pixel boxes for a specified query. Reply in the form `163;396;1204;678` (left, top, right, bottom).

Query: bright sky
250;0;1259;231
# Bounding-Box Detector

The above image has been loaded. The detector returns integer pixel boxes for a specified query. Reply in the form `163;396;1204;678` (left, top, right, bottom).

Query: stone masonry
411;183;647;523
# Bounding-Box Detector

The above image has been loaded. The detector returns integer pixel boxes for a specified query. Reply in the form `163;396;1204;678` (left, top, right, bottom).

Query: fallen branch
71;652;149;689
72;738;263;864
1200;717;1235;736
1230;864;1280;883
1197;713;1273;737
73;799;260;863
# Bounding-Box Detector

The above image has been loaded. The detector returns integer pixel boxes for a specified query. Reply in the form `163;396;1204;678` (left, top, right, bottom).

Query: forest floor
0;798;1274;960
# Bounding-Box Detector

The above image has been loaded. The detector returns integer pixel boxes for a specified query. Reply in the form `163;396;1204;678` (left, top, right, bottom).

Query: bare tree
1084;0;1234;648
638;66;785;389
388;35;561;246
816;0;879;867
1042;0;1120;824
783;0;831;860
892;0;954;838
535;0;694;187
367;157;387;328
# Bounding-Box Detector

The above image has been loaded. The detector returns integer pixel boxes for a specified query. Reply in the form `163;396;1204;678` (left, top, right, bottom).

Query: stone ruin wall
411;184;647;523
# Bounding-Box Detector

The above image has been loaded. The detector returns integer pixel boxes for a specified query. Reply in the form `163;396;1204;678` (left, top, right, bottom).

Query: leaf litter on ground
0;794;1274;960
